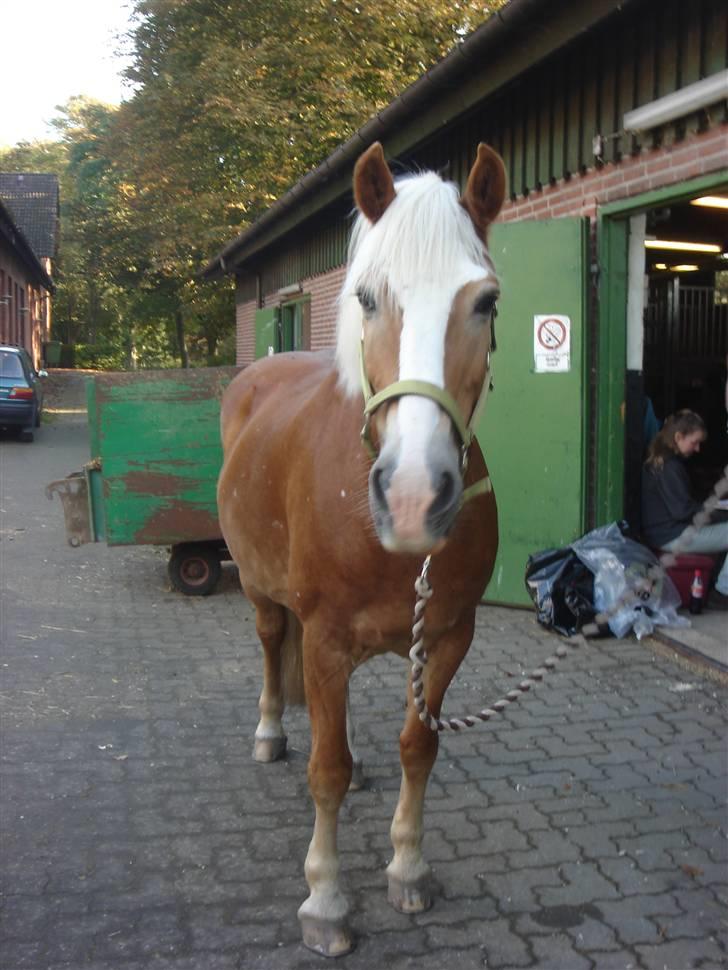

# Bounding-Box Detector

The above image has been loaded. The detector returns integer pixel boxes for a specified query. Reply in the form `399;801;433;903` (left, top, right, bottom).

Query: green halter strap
358;337;492;505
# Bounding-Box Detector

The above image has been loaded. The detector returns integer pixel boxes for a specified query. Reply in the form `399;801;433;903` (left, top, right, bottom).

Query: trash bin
43;340;62;367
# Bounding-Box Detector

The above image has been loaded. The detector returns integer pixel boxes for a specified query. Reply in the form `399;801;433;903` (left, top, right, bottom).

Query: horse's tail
282;609;306;707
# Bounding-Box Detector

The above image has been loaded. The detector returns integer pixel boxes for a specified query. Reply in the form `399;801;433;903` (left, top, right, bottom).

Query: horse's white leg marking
298;807;351;956
253;604;287;762
346;685;365;791
387;616;474;912
386;768;432;913
298;628;353;955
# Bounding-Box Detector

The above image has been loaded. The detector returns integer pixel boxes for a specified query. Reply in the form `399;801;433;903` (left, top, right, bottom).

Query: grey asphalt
1;372;726;970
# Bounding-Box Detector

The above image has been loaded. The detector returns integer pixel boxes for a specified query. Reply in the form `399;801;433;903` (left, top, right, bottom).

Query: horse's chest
349;599;461;661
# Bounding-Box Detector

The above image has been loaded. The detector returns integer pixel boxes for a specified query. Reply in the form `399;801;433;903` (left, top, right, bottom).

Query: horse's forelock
335;171;489;398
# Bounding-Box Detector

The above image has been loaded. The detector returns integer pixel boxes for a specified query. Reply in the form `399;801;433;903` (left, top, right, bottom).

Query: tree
108;0;502;363
3;3;504;369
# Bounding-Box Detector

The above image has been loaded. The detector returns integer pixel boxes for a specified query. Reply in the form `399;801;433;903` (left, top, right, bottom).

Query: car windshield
0;352;25;380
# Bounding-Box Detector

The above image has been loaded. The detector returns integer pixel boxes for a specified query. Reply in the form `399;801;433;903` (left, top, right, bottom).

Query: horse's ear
354;142;395;223
461;143;506;240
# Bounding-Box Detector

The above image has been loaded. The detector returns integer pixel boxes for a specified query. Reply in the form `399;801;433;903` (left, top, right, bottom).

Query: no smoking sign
534;314;571;372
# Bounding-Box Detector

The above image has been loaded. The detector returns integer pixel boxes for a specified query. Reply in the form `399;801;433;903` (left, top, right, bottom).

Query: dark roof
0;173;59;260
0;199;55;293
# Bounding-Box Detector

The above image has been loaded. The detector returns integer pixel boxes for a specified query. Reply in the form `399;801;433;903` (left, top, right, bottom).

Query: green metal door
255;307;280;359
476;217;589;605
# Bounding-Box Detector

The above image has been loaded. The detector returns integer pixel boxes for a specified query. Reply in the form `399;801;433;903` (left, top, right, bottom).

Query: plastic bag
525;546;604;637
570;522;688;639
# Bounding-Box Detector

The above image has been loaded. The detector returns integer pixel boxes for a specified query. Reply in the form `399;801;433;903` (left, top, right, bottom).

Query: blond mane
335;171;488;397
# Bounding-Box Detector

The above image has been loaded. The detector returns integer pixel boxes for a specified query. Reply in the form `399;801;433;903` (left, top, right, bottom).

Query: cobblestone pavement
1;373;727;970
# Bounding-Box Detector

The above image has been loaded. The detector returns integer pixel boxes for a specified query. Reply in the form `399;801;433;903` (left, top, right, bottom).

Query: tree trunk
206;333;217;363
175;308;189;368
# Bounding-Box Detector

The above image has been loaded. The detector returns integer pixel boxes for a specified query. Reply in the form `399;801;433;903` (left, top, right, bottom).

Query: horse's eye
474;292;498;318
356;289;377;315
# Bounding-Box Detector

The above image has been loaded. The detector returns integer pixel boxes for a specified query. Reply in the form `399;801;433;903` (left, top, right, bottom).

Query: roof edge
204;0;627;279
0;200;56;294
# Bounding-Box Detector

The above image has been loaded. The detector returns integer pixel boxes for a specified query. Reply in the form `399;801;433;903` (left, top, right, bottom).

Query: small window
280;297;310;351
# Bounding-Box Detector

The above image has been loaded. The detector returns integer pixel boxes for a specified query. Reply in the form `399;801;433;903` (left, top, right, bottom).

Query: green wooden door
255;307;280;359
476;218;589;605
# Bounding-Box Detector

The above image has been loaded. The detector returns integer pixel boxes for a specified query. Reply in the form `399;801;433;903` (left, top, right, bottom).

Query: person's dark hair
645;409;706;470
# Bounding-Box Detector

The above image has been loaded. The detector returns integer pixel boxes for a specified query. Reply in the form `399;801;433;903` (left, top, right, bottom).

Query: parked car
0;345;47;442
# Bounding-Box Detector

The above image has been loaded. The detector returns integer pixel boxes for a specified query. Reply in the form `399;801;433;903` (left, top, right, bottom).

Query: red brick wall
307;265;347;350
499;125;727;222
0;245;49;368
235;265;347;366
235;295;256;365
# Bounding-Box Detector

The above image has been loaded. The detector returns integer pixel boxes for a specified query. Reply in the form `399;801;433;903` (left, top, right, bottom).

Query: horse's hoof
387;873;433;913
253;735;287;762
348;760;365;791
299;915;354;957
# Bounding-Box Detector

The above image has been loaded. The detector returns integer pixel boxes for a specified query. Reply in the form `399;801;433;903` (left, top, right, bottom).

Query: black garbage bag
525;522;686;640
524;546;600;637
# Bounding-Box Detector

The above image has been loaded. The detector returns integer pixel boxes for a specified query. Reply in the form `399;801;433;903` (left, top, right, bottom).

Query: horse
217;140;505;956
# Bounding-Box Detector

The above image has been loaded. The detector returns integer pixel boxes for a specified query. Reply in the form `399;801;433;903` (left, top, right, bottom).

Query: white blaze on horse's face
374;272;492;553
338;142;506;554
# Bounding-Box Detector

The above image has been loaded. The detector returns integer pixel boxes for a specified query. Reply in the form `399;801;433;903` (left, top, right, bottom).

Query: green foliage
2;2;502;370
73;343;129;371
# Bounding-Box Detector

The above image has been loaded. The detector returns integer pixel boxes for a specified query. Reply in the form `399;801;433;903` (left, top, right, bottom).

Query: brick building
0;173;59;368
206;0;728;604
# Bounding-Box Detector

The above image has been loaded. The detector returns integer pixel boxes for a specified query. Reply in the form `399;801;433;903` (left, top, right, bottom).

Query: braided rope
410;465;728;734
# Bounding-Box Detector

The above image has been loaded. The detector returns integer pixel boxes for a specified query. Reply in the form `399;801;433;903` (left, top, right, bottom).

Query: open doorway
624;191;728;531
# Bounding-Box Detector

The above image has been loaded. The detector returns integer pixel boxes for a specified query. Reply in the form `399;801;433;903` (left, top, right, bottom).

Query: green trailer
46;366;241;595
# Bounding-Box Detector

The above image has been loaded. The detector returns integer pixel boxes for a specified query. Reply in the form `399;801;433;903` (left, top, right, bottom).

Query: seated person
641;409;728;610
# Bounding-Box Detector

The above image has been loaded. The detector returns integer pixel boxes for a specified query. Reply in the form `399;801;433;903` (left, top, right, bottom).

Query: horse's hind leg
387;614;474;913
252;597;289;763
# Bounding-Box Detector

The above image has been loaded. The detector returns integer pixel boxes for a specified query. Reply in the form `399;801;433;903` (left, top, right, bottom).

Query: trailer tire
168;544;221;596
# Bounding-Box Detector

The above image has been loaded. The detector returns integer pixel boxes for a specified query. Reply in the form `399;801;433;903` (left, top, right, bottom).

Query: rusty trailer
46;367;240;595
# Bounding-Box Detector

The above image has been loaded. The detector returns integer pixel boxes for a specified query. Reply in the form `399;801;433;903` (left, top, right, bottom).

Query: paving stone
597;894;682;945
528;931;593;969
2;378;727;969
636;936;726;969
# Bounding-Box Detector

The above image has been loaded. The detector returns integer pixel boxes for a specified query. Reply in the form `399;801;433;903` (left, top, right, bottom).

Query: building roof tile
0;173;60;260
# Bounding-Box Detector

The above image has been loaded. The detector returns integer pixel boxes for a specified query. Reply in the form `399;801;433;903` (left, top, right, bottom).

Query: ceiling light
690;196;728;210
653;263;668;270
670;264;699;272
644;239;721;253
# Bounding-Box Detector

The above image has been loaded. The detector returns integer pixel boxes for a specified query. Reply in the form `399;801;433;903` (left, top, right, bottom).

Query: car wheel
34;406;41;428
19;428;34;443
168;544;222;596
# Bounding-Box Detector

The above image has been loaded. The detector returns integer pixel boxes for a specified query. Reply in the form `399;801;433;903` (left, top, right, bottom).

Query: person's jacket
641;455;702;547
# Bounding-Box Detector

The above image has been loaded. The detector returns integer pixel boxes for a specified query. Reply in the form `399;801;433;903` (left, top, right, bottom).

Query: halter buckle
460;445;470;475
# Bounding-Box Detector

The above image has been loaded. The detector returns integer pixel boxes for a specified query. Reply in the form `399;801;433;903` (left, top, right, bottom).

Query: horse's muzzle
369;447;463;553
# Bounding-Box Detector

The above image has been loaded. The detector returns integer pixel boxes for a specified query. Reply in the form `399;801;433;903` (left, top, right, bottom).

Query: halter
358;328;494;506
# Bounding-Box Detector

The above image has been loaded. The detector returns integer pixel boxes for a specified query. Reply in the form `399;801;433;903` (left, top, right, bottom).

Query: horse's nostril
430;470;457;519
371;464;389;508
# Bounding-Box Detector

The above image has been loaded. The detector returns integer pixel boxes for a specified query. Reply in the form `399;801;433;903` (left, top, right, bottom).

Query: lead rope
410;465;728;733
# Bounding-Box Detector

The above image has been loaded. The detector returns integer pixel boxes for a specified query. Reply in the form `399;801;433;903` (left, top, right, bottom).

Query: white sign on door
534;315;571;373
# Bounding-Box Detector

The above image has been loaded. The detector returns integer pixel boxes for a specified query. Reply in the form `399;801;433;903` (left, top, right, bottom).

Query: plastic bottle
689;569;704;615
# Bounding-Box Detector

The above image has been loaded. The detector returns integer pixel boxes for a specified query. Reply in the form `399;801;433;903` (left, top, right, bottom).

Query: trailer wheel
168;544;221;596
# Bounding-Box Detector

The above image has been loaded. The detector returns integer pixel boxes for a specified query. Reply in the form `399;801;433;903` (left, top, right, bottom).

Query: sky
1;1;135;147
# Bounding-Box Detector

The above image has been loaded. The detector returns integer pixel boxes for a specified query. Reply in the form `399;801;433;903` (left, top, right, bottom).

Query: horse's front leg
298;625;354;956
387;613;474;913
346;684;365;791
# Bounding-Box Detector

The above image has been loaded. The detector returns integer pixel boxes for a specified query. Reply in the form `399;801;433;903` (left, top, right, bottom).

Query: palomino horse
218;141;505;955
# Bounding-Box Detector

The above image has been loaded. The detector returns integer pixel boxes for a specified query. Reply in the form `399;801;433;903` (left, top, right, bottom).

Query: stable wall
233;125;727;366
